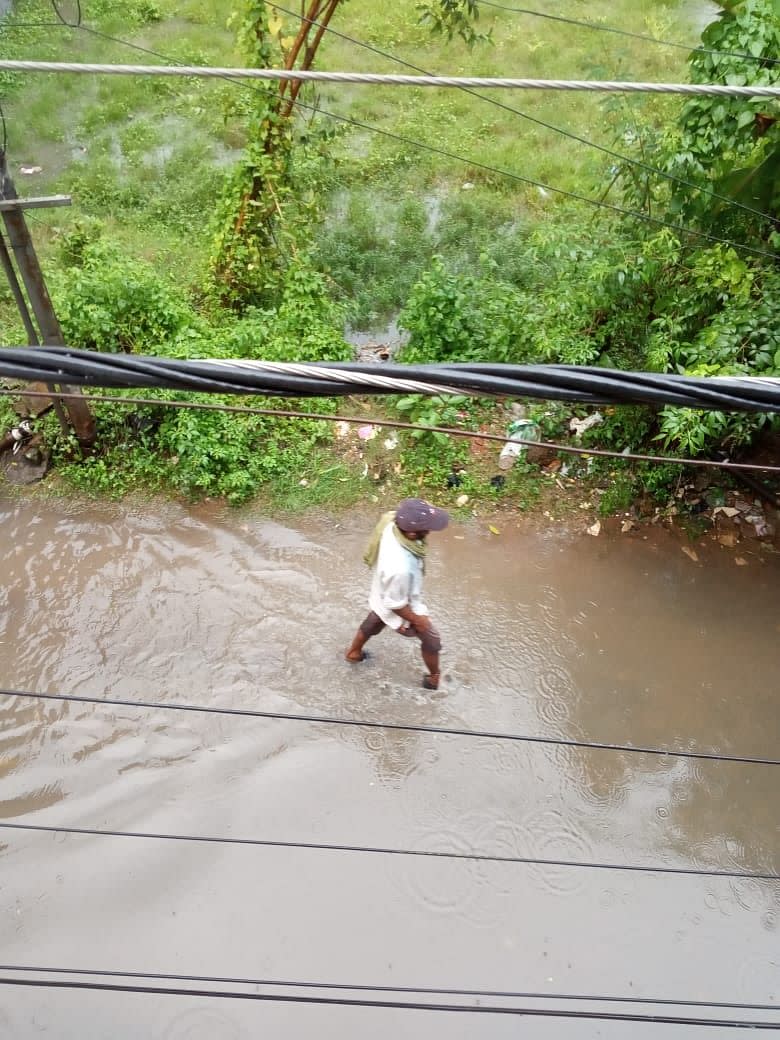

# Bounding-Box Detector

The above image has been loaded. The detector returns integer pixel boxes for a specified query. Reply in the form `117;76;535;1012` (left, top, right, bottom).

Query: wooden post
0;229;70;436
0;153;96;449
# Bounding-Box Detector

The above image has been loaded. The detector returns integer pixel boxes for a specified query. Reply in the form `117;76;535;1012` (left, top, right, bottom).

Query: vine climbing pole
210;0;347;306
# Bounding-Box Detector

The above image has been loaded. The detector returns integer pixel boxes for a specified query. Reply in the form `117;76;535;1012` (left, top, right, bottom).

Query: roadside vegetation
0;0;779;520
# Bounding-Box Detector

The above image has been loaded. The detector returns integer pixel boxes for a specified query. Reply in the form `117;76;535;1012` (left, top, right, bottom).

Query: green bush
52;244;194;352
155;404;329;504
44;253;349;504
598;471;637;516
399;256;528;364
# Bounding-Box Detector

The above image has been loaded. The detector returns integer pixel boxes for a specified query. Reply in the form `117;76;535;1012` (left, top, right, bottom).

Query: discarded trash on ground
570;412;603;437
498;418;540;471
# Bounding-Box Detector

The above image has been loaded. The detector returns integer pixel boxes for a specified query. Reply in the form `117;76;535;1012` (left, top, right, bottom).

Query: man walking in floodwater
345;498;449;690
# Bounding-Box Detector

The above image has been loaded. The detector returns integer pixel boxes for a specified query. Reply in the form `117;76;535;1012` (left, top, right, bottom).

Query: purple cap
395;498;449;533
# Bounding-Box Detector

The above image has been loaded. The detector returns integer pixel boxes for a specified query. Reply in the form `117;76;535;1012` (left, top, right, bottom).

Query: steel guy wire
477;0;780;67
2;820;778;882
4;689;780;767
268;1;777;226
3;386;780;474
1;977;778;1026
6;62;780;97
4;963;779;1014
63;22;780;260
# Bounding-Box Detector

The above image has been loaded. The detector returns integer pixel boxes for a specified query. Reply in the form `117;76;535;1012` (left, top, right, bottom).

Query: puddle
345;316;409;361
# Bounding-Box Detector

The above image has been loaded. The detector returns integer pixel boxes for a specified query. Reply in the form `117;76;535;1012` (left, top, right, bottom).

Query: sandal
422;672;440;691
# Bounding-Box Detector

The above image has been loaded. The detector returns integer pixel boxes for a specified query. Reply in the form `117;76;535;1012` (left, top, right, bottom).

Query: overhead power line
5;963;779;1015
1;976;778;1026
269;1;776;226
5;387;779;474
4;689;779;767
477;0;780;67
3;347;780;414
3;61;780;97
62;24;780;259
3;819;778;882
51;0;82;26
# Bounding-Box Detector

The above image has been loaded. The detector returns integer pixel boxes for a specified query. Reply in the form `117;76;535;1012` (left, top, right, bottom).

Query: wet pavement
0;495;778;1038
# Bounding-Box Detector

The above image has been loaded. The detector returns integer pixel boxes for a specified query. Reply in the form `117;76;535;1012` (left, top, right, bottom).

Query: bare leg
345;611;385;662
408;622;442;689
345;628;369;662
421;647;440;688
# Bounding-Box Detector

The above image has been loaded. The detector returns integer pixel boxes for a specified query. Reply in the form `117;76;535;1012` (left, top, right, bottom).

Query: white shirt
368;523;429;629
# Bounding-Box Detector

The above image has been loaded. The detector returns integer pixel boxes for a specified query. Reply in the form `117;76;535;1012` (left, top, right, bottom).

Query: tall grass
0;0;710;332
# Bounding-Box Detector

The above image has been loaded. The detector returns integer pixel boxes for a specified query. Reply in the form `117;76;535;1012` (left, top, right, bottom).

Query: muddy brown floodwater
0;495;778;1038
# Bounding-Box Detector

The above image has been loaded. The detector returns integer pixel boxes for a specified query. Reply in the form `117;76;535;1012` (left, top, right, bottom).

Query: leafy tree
416;0;490;47
670;0;780;239
209;1;348;306
611;0;780;243
211;0;494;308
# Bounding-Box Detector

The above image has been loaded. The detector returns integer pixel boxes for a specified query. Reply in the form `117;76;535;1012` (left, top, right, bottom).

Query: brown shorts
359;611;441;654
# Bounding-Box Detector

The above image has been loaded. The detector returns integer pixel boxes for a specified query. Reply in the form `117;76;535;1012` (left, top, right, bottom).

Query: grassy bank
1;0;763;518
0;0;702;331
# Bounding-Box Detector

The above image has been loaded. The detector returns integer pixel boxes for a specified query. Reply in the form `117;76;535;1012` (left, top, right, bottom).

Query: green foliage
656;405;769;455
155;404;324;503
394;393;470;445
612;0;780;238
51;244;194;352
313;191;429;325
44;394;332;506
583;406;655;452
399;256;528;363
75;0;162;23
599;474;637;516
0;392;18;434
208;2;294;303
201;260;350;362
6;0;780;514
54;217;106;268
638;462;682;503
398;434;470;494
678;0;780;218
397;229;668;369
416;0;490;47
259;261;351;361
208;1;340;305
42;250;348;503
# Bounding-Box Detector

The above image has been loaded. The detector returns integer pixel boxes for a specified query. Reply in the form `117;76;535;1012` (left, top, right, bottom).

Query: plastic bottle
498;418;540;470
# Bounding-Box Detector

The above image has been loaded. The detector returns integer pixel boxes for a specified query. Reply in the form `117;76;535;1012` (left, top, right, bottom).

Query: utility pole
0;150;96;449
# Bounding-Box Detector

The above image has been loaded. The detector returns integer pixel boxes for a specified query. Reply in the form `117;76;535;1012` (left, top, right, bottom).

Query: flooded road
0;495;778;1038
